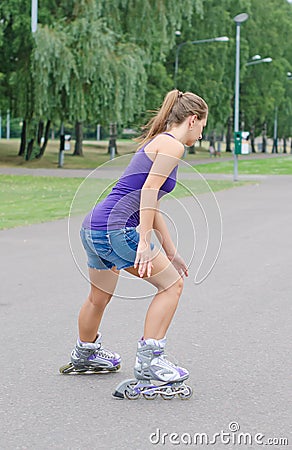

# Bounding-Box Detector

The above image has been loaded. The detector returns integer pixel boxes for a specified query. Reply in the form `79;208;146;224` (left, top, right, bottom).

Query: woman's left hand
167;252;189;278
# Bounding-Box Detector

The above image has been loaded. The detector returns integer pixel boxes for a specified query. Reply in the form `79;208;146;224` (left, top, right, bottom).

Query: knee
165;276;184;298
88;287;112;308
174;276;184;297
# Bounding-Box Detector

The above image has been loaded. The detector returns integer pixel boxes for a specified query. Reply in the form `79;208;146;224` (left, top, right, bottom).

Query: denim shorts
80;227;154;271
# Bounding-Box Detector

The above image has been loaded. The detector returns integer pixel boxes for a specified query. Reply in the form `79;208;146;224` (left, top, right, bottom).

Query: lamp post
233;13;249;182
245;55;272;154
31;0;38;33
288;70;292;153
174;36;229;88
272;106;278;153
6;110;10;139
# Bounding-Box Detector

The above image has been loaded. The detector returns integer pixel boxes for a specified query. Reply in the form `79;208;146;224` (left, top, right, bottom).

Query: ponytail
136;89;208;147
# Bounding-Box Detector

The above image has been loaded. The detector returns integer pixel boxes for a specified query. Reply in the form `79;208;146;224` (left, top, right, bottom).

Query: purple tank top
82;134;178;230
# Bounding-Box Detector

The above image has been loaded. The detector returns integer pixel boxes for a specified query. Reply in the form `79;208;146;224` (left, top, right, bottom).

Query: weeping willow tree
0;0;36;156
1;0;200;159
30;0;202;159
98;0;200;58
29;1;145;158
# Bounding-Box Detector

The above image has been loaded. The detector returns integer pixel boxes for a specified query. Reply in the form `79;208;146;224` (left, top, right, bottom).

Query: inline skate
59;333;121;374
112;337;193;400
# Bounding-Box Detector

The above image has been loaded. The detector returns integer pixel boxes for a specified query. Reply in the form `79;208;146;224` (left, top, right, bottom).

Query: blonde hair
136;89;208;147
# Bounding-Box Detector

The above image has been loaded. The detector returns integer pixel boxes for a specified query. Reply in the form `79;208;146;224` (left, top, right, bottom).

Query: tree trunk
25;139;35;161
58;122;65;167
283;136;287;154
18;120;27;156
209;130;215;156
188;144;196;154
262;122;267;153
107;122;119;156
226;116;232;152
36;120;51;159
74;121;83;156
272;137;278;153
250;126;255;153
37;120;44;146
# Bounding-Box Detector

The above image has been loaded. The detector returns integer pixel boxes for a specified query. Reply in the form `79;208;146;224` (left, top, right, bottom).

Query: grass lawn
0;174;247;229
0;175;114;229
0;139;137;169
0;139;210;169
194;155;292;175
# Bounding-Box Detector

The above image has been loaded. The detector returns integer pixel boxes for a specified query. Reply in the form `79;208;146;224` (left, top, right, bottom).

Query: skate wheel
161;388;175;400
142;391;158;400
161;393;175;400
178;386;193;400
125;389;140;400
91;363;121;373
59;362;121;375
110;364;121;372
124;382;140;400
59;363;75;374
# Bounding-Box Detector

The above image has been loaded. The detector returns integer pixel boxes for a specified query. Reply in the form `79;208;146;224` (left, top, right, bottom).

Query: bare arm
153;207;176;258
153;207;189;278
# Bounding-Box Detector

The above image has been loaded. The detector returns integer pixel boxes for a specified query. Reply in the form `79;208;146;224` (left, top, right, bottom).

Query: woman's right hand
134;240;153;278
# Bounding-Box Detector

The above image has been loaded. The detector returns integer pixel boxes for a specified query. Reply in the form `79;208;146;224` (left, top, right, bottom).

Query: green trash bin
234;131;242;155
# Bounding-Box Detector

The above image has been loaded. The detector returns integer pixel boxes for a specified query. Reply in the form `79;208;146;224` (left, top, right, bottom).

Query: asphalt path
0;172;291;449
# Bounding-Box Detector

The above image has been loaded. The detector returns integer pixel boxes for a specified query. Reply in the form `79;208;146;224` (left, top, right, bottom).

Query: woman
61;89;208;391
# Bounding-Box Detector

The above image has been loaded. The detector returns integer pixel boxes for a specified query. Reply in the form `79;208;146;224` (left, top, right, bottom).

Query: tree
240;0;292;146
163;0;292;150
0;0;34;154
1;0;199;160
167;0;242;135
3;0;291;161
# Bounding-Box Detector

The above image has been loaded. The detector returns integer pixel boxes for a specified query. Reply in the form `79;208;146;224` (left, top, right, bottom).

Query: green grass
194;155;292;175
172;179;247;198
0;139;137;169
0;174;248;229
0;139;210;169
0;175;114;229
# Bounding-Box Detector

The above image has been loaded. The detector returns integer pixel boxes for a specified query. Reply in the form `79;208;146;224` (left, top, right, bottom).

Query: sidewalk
0;151;290;179
0;162;271;182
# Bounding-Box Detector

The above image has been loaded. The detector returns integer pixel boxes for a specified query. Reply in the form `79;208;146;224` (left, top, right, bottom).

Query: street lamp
233;13;249;181
174;36;229;88
246;55;273;67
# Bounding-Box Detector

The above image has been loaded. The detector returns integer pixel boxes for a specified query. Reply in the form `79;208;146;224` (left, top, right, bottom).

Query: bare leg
78;267;120;342
125;250;183;340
